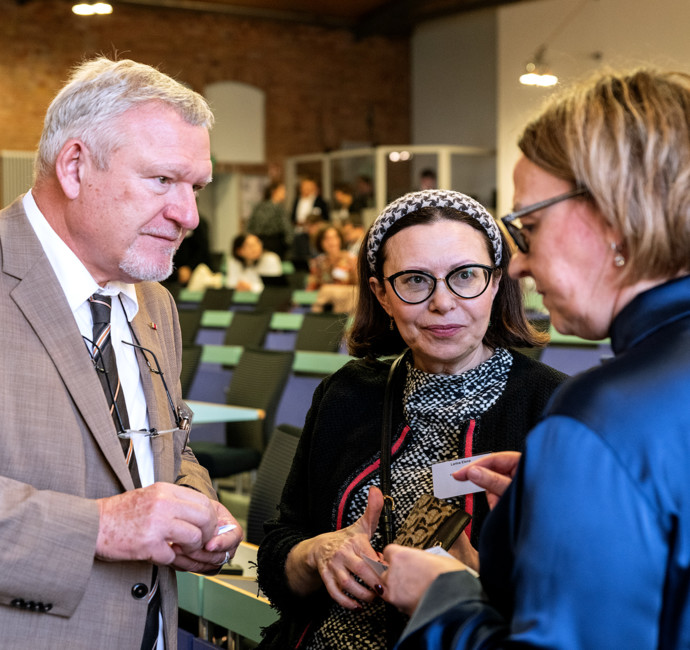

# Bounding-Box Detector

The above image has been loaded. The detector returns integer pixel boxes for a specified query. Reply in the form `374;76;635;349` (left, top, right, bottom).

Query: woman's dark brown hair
346;206;548;358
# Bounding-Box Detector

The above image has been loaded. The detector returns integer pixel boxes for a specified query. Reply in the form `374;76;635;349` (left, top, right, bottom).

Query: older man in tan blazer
0;58;242;648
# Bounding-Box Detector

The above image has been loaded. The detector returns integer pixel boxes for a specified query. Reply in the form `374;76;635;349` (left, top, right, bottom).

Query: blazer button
38;603;53;613
131;583;149;599
10;598;25;608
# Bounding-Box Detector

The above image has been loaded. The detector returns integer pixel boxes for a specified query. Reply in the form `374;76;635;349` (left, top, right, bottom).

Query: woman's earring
610;242;626;268
389;317;395;331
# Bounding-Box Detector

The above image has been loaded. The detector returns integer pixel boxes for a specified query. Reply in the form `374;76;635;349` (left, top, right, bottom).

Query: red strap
295;622;310;648
335;425;411;530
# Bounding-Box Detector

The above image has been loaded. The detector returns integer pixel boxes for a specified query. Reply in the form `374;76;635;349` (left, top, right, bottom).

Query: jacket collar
610;275;690;355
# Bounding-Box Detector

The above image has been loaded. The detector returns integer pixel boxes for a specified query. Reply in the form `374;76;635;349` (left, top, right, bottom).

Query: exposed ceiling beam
113;0;356;29
354;0;530;38
109;0;530;36
354;0;417;39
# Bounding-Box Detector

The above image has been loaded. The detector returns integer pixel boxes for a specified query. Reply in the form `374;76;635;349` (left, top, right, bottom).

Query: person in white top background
226;232;283;292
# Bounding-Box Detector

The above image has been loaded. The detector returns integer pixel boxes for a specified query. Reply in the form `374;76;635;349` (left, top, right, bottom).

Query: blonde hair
519;68;690;282
36;57;213;179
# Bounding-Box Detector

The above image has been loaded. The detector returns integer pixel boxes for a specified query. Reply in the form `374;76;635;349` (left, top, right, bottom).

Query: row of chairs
195;282;304;313
178;287;349;352
178;309;348;402
176;284;293;348
177;285;350;542
181;308;348;353
190;347;295;482
233;422;301;546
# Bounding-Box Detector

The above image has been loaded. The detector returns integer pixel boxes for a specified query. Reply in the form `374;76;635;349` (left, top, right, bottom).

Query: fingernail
354;604;363;612
374;584;384;596
468;467;481;480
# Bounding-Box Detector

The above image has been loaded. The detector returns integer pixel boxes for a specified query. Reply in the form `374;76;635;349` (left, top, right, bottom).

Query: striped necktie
88;294;160;649
88;294;141;487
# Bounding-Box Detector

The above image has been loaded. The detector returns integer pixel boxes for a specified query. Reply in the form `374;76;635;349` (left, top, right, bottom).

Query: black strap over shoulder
380;351;407;546
379;351;410;650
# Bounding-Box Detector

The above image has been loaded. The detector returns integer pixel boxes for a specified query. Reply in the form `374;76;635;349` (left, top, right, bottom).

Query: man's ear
54;139;88;200
369;276;393;317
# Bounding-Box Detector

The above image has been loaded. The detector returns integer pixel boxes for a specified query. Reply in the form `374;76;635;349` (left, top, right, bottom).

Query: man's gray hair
35;57;214;179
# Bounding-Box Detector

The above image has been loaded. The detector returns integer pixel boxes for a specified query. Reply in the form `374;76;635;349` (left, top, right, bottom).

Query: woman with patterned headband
256;190;566;649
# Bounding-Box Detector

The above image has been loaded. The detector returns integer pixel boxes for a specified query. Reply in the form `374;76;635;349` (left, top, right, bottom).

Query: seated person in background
341;213;366;256
291;175;330;227
256;189;567;649
225;233;282;292
304;212;327;257
353;173;375;212
332;182;356;225
247;181;293;260
306;224;357;290
419;167;437;191
171;214;214;285
290;212;326;272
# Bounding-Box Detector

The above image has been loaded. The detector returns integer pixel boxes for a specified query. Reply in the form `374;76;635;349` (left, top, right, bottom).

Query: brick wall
0;0;410;172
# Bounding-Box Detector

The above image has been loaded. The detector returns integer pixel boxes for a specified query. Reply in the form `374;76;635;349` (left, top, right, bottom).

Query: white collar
23;190;139;319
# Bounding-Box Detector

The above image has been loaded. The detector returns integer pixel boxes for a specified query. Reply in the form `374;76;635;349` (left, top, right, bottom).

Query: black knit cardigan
256;351;567;649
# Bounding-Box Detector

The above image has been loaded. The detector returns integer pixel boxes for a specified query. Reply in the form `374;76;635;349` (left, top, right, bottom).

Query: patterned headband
365;189;503;273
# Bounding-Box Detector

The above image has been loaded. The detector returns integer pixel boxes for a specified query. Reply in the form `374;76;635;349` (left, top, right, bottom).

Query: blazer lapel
3;202;135;490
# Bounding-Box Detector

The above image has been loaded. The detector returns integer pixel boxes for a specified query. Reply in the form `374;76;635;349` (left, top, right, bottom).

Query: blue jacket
398;275;690;649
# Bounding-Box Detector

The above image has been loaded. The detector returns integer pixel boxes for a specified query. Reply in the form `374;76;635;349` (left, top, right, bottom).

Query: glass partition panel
285;145;496;224
450;152;496;212
385;153;415;204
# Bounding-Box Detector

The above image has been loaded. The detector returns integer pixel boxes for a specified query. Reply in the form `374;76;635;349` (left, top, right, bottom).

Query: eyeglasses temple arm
122;340;182;428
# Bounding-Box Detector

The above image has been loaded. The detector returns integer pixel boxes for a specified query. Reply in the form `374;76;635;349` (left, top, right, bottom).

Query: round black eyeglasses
385;264;496;304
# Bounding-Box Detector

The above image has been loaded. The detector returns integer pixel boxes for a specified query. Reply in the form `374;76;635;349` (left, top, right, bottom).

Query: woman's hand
285;487;386;609
453;451;522;509
380;545;467;616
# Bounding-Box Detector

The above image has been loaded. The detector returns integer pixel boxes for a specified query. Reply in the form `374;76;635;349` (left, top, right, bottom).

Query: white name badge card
432;453;491;499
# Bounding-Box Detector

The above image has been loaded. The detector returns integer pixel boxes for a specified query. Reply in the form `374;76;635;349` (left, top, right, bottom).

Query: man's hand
96;482;219;565
170;501;243;573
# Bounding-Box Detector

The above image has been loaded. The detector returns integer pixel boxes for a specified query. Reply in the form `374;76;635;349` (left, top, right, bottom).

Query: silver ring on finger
216;551;231;566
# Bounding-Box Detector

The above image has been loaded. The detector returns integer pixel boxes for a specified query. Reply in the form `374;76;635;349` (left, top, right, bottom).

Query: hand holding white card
425;546;479;578
432;453;491;499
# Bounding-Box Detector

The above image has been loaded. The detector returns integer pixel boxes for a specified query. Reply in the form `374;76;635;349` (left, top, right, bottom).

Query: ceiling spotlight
72;2;113;15
519;46;558;87
519;0;595;88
